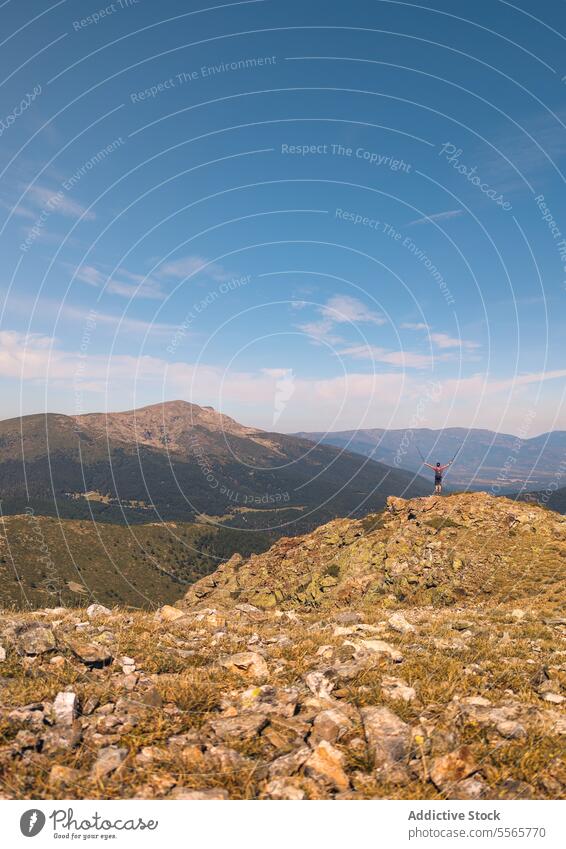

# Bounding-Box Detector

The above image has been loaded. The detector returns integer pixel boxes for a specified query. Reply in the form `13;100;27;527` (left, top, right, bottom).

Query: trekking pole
450;444;463;464
443;444;463;479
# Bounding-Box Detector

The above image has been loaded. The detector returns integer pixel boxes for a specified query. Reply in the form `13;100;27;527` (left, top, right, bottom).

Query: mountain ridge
295;426;566;493
0;401;430;532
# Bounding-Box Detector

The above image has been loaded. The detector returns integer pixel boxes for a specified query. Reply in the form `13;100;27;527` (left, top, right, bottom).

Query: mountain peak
76;399;261;450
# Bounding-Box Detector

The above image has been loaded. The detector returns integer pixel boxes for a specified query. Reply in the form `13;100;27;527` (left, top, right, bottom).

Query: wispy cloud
439;369;566;403
2;330;563;434
473;108;566;195
486;369;566;392
75;265;104;287
157;255;229;282
401;322;428;331
0;291;176;339
429;332;480;351
402;322;480;352
27;184;95;220
297;295;386;343
322;295;385;325
60;304;175;338
408;209;463;226
107;279;165;300
73;264;166;300
339;344;438;368
0;199;37;221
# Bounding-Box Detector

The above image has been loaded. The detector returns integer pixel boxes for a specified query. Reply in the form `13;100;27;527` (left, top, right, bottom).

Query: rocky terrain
0;493;564;800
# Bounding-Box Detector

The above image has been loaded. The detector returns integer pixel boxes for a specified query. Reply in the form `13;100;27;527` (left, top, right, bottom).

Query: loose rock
304;740;350;791
387;612;415;634
16;624;56;655
170;788;229;800
219;651;268;681
360;706;411;768
430;746;478;792
53;691;79;725
91;746;127;780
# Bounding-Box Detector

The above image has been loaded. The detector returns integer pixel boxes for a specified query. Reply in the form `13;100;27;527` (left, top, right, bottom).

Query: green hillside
0;515;270;610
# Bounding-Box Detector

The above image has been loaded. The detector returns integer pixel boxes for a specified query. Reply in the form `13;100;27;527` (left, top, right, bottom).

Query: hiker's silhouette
424;460;451;494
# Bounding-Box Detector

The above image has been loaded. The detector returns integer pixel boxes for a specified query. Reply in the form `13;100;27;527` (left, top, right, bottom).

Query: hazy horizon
0;395;563;440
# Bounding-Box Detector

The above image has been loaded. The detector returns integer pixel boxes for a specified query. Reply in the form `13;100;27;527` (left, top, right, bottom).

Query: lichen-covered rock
16;624;56;655
209;714;268;741
181;493;564;612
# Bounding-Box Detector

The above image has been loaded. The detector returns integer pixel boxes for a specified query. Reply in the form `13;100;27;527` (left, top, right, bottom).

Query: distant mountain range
295;427;566;494
0;401;430;534
517;486;566;514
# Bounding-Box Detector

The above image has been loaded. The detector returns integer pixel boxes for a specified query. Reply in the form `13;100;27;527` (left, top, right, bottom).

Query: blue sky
1;0;565;434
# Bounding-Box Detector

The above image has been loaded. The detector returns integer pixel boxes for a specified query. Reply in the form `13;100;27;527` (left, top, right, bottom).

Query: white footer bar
3;799;564;849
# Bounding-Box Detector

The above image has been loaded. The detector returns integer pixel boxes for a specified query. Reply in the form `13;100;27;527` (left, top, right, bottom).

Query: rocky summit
182;492;566;612
0;493;564;801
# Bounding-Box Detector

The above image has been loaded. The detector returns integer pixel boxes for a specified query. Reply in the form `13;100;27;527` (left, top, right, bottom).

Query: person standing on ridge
424;460;452;494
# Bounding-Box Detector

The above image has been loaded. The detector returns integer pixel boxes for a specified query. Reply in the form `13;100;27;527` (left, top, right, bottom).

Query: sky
0;0;565;435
